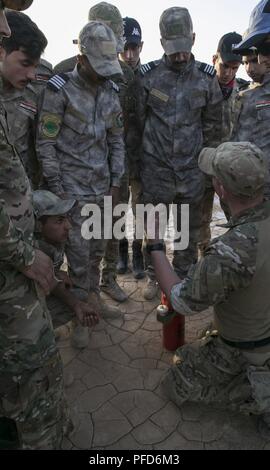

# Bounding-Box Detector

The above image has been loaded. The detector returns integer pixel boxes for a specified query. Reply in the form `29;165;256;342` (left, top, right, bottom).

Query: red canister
156;293;185;351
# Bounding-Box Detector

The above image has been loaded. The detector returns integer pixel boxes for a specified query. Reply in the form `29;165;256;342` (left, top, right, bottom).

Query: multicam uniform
140;55;222;278
36;66;125;296
165;201;270;415
232;74;270;198
0;79;67;449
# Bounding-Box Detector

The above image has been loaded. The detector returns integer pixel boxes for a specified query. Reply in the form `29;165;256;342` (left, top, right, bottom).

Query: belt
220;335;270;350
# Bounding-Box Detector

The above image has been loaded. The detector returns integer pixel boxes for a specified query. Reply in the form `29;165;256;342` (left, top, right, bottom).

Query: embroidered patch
256;101;270;109
150;88;169;103
19;101;37;115
41;114;61;138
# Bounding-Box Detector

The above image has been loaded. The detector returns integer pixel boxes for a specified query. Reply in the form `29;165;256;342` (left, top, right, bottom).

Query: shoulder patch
109;80;120;93
19;101;37;116
140;60;160;76
198;62;216;77
47;73;70;92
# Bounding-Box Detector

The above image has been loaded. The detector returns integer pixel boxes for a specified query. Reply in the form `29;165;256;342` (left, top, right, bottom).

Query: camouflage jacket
140;55;223;174
170;201;270;342
0;78;35;272
232;74;270;181
31;58;53;95
54;56;140;177
36;65;125;198
220;77;249;143
0;84;40;189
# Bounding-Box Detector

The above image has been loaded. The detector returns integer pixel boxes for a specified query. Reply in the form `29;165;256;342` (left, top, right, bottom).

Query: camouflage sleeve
202;75;223;148
170;236;256;315
0;200;35;269
36;88;65;195
106;92;125;187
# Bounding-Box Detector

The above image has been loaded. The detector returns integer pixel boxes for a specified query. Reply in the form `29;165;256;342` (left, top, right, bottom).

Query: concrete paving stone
142;299;160;315
132;328;161;345
121;320;143;334
101;361;133;382
111;390;165;427
142;369;164;391
66;379;88;405
195;409;229;443
121;300;145;315
105;325;131;345
100;344;131;365
113;367;144;392
81;367;109;389
88;330;113;349
151;402;182;433
132;420;169;445
130;358;158;370
78;348;104;368
79;385;118;413
61;437;73;450
122;282;138;297
104;317;125;329
69;412;94;450
143;317;163;332
181;402;209;422
157;360;171;371
64;358;95;381
104;434;153;451
221;414;265;450
161;351;174;365
178;420;202;442
93;401;128;421
154;431;204;450
60;346;80;366
92;417;132;448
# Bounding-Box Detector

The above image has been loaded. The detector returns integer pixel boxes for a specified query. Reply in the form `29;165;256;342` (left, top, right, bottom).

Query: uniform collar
71;64;100;91
163;53;195;75
220;200;270;229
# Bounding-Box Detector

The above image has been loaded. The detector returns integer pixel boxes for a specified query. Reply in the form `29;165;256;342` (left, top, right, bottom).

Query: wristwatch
146;242;165;254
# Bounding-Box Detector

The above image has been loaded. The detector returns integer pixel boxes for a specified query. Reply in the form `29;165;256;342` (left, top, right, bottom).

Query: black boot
116;238;129;274
132;240;145;280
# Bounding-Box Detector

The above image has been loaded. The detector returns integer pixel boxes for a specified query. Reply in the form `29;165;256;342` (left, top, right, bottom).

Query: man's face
119;42;143;69
0;47;38;89
78;54;106;85
42;215;72;245
166;51;192;71
243;54;266;83
213;54;241;86
0;6;11;41
257;37;270;74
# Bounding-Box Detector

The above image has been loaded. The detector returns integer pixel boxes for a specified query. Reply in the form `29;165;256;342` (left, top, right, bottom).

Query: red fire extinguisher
156;293;185;351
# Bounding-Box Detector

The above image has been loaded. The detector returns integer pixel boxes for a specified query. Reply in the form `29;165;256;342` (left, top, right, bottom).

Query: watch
146;242;165;254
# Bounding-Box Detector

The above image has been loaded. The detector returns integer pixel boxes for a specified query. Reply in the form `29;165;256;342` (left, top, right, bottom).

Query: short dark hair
2;11;47;60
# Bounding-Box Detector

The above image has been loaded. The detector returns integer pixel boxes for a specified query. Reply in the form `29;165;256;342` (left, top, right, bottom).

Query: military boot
116;238;129;274
143;278;159;300
88;291;124;320
101;277;128;302
71;324;89;349
132;240;145;280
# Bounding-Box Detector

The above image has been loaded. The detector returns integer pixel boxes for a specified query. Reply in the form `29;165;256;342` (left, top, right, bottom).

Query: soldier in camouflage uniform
33;190;99;349
54;2;136;303
232;1;270;200
36;21;125;319
0;0;69;450
140;7;222;300
147;141;270;436
199;32;245;250
117;17;145;280
0;11;47;189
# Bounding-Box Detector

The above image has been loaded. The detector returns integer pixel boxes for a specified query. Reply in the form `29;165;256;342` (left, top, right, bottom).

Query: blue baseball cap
233;0;270;53
123;17;142;45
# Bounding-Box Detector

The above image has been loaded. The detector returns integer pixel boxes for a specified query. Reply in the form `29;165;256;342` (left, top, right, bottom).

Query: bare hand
57;271;73;289
74;301;100;327
21;249;57;296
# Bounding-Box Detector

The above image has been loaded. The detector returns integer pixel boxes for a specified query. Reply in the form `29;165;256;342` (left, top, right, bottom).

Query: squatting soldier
0;0;69;450
140;7;222;300
33;190;99;349
36;21;125;319
199;32;245;249
232;0;270;199
0;11;47;189
147;141;270;438
117;16;145;280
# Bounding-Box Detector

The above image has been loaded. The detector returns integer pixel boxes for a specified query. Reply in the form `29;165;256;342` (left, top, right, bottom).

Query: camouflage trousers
162;335;270;416
0;270;68;449
66;199;106;294
101;176;129;284
198;179;215;251
142;167;204;280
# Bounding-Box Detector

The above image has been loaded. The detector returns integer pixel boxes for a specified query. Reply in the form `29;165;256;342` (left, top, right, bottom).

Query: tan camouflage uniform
0;78;68;449
36;65;125;296
140;55;222;278
165;201;270;416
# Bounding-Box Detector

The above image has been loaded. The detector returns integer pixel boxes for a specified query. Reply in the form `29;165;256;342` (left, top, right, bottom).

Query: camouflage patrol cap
160;7;193;55
78;21;122;77
88;2;124;53
33;190;76;218
199;142;268;198
3;0;33;10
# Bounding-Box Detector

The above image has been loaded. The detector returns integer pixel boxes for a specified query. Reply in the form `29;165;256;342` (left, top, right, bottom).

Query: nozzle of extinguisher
156;304;176;324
